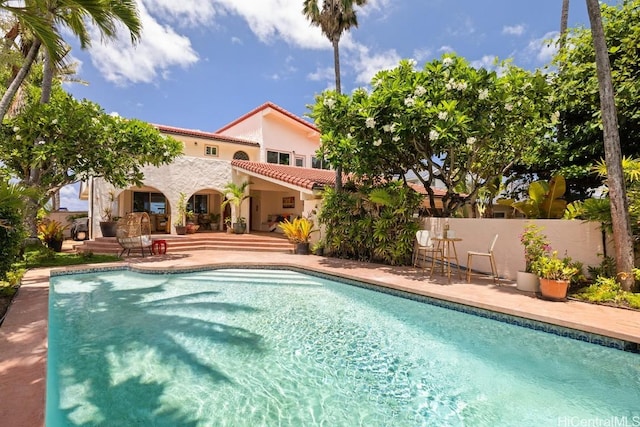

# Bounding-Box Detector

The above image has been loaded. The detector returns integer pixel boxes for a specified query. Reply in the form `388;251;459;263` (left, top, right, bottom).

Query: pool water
47;269;640;426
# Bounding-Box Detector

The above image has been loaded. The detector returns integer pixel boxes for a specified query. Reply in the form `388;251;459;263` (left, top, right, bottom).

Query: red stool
152;239;167;255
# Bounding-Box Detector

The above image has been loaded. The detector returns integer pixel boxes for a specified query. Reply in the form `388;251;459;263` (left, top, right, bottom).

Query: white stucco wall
218;114;263;144
92;156;232;236
262;117;319;167
420;218;607;280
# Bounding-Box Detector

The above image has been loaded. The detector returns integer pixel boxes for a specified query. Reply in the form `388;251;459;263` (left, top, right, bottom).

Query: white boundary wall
420;218;609;281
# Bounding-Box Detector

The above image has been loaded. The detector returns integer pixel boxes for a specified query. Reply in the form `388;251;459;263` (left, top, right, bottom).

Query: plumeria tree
0;85;182;235
310;54;553;216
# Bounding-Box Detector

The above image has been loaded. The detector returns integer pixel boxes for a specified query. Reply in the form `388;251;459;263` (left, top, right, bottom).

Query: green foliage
499;175;568;218
573;274;640;309
37;218;67;249
221;181;251;224
0;182;28;280
548;0;640;196
318;181;422;265
175;192;188;226
519;223;550;273
0;86;182;199
531;250;580;281
309;54;553;216
16;247;119;269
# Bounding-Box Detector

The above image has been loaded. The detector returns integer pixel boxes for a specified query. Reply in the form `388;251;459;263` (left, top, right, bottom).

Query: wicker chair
116;212;153;257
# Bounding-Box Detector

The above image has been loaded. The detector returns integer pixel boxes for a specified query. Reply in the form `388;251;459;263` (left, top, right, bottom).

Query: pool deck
2;250;640;427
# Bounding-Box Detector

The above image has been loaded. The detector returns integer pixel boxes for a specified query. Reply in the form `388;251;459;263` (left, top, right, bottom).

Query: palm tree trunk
0;38;41;120
332;38;343;192
560;0;570;40
585;0;635;291
40;48;54;104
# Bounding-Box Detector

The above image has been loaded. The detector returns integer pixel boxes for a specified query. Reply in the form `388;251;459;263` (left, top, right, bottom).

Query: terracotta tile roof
216;102;319;134
154;124;259;147
231;160;336;191
408;182;447;197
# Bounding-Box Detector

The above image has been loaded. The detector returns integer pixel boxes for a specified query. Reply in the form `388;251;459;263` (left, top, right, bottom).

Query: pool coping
3;253;640;427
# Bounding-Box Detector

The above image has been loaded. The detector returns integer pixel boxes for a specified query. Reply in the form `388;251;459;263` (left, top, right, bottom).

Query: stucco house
82;102;337;237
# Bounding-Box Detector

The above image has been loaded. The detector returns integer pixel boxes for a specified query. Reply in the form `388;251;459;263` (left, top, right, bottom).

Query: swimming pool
47;268;640;426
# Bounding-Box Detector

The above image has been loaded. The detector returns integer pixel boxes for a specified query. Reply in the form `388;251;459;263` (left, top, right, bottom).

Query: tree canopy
309;55;553;216
0;85;182;203
543;0;640;197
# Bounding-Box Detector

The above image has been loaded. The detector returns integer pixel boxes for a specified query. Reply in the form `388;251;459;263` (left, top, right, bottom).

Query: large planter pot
516;271;540;292
175;225;187;235
539;278;570;301
46;238;64;252
233;223;246;234
99;221;118;237
295;242;310;255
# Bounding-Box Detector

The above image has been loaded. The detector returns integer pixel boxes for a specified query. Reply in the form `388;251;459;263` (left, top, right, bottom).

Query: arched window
233;151;249;160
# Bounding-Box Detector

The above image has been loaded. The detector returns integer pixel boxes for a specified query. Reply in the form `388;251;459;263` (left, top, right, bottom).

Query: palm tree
585;0;635;291
221;181;251;232
302;0;368;191
0;0;141;119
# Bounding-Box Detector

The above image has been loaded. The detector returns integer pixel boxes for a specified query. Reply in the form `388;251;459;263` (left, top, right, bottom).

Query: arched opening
233;151;249;160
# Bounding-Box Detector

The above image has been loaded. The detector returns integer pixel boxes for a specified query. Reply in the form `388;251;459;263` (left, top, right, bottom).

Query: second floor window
267;150;290;165
295;156;304;167
205;145;218;157
312;156;331;170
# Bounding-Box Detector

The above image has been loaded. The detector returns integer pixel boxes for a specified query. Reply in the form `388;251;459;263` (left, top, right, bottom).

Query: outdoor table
430;236;463;281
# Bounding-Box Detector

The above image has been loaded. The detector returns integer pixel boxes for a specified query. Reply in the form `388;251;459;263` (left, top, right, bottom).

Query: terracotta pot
539;278;569;301
516;271;540;292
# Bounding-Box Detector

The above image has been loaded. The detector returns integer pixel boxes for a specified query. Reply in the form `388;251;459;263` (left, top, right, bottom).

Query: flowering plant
520;223;550;273
531;251;579;281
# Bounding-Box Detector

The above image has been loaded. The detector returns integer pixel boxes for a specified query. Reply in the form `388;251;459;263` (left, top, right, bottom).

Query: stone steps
73;232;294;255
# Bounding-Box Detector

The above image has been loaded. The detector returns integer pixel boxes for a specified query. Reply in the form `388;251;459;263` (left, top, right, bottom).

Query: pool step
73;232;295;255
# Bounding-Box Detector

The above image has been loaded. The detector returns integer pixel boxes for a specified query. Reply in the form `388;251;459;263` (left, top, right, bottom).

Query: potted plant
532;251;580;301
221;181;251;234
185;211;199;234
174;192;188;235
224;216;233;233
209;213;221;231
311;240;325;256
38;219;68;252
278;217;315;254
233;216;247;234
99;190;119;237
517;223;550;292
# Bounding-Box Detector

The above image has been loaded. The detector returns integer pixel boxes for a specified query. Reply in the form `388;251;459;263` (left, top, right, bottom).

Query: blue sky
60;0;604;210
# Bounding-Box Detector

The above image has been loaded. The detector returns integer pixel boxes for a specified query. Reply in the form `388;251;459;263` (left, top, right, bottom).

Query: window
133;192;167;214
204;145;218;157
312;156;331;170
295;156;304;167
267;150;290;165
187;194;209;214
233;151;249;160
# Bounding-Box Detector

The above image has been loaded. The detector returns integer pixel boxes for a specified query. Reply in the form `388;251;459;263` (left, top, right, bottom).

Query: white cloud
307;66;335;82
88;2;199;85
59;183;88;212
502;24;525;36
348;45;401;84
526;31;559;63
438;45;455;53
413;48;432;64
84;0;392;86
471;55;498;70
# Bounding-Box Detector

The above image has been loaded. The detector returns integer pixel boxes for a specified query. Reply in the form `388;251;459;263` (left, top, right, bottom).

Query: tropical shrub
0;182;28;280
318;181;422;265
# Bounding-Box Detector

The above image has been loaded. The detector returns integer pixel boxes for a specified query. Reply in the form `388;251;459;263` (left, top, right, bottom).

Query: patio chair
466;234;499;283
413;230;443;275
116;212;153;257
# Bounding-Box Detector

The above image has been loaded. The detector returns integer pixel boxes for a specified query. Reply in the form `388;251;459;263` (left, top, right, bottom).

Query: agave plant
278;217;315;243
